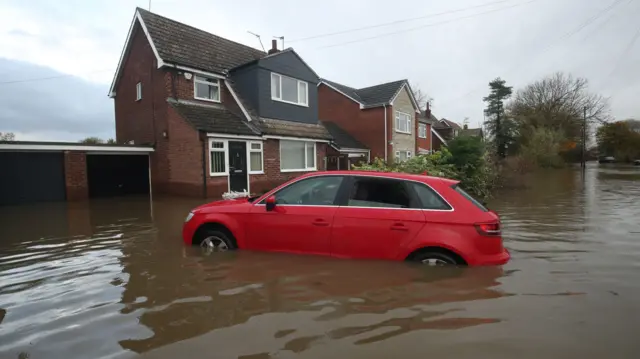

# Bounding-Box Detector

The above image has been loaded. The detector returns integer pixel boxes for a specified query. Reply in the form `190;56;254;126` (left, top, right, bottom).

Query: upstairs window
418;123;427;138
396;111;412;134
136;82;142;101
271;73;308;106
194;76;221;102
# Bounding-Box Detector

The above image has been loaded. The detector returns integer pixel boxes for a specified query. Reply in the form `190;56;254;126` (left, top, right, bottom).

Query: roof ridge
136;7;265;56
356;79;407;92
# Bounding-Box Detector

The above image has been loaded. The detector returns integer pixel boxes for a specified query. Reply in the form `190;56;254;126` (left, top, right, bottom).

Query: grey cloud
0;58;113;140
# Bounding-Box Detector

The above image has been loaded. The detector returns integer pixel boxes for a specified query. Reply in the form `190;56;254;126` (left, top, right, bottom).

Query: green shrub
353;139;497;200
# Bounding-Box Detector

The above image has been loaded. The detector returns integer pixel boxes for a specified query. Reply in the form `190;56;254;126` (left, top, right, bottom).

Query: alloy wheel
420;258;450;266
200;236;229;254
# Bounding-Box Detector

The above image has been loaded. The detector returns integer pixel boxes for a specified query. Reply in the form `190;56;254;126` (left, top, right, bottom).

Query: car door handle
312;219;330;227
390;223;409;231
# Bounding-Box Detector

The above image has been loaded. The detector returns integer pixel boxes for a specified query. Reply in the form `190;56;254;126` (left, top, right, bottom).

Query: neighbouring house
323;122;370;170
459;124;484;139
109;8;332;198
318;78;423;164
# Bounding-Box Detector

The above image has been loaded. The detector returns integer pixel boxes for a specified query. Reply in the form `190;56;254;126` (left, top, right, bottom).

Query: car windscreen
452;184;488;212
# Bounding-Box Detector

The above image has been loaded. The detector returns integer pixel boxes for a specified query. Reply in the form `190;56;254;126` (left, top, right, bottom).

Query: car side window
346;177;414;208
273;176;344;206
410;182;452;210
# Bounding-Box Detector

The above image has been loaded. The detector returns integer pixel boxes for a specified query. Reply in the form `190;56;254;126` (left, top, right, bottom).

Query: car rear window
452;184;488;212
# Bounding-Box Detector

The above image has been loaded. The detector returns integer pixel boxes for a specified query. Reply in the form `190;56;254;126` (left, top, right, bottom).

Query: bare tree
410;81;433;110
0;132;16;141
508;72;611;143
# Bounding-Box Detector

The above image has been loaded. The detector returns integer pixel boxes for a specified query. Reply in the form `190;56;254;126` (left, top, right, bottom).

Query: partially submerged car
182;171;510;266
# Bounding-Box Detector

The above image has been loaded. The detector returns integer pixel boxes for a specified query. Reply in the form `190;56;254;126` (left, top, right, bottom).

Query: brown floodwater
1;164;639;359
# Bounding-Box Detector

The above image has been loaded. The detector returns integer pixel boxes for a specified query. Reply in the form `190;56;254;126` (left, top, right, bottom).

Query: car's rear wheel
411;251;459;266
194;229;236;254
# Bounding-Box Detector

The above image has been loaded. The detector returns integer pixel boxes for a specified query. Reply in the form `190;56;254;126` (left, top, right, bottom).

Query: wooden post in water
582;106;587;170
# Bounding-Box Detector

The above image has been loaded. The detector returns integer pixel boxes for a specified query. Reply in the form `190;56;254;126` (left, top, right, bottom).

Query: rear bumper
472;248;510;266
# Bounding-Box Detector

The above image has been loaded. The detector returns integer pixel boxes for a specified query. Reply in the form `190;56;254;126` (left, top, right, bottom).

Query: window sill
271;97;309;107
418;135;427;139
210;173;228;177
195;96;221;103
280;168;317;173
249;171;265;175
395;130;412;135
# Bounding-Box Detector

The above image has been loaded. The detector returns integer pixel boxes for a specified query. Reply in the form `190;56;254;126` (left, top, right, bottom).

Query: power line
0;69;113;85
288;0;513;43
603;13;640;89
439;0;628;106
318;0;540;49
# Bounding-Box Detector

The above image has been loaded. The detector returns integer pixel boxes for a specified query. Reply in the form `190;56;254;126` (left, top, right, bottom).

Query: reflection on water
1;164;640;359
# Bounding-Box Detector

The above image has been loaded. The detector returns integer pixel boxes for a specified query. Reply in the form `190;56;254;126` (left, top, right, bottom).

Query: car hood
194;197;253;212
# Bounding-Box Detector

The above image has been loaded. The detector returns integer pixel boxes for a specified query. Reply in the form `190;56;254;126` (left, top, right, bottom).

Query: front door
228;141;248;192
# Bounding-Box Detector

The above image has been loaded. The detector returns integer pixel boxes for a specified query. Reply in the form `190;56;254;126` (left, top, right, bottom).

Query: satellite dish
184;72;193;80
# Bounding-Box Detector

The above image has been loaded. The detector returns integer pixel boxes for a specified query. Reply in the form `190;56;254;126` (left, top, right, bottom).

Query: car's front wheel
194;229;236;253
411;251;459;266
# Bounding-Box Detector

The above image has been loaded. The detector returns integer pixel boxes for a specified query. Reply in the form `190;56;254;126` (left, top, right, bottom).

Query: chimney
425;102;431;119
464;124;468;130
268;39;279;55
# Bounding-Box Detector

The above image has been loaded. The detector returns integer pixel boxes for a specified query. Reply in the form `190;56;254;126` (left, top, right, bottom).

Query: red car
182;171;510;266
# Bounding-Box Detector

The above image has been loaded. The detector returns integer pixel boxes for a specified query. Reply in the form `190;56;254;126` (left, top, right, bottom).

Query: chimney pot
268;39;279;55
464;124;468;129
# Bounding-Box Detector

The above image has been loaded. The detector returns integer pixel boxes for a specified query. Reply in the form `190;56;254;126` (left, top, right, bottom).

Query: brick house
109;8;331;198
318;79;429;164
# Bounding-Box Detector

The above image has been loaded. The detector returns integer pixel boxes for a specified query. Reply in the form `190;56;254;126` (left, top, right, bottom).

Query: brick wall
318;84;387;162
64;151;88;201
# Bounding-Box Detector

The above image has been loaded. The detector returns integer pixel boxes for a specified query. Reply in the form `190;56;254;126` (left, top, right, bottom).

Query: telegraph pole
581;106;587;170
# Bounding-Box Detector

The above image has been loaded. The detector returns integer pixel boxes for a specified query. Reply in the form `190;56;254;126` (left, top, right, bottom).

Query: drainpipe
383;104;388;162
201;132;207;199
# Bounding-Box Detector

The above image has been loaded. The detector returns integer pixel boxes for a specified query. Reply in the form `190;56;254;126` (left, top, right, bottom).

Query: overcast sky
1;0;638;141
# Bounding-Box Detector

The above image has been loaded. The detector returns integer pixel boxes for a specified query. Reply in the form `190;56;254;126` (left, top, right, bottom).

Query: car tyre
195;229;236;254
412;251;459;266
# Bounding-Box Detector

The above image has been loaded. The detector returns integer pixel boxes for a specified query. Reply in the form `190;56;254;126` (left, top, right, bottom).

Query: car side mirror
265;196;276;211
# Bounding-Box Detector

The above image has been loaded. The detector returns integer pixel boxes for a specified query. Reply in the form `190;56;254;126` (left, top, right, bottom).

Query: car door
247;175;346;256
330;176;426;260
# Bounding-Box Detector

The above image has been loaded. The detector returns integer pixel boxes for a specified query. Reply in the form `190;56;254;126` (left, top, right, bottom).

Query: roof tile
138;8;265;74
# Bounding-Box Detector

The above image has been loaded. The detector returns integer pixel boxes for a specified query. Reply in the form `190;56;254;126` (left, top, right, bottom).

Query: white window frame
209;139;228;176
271;72;309;107
406;151;412;160
280;139;316;172
194;76;221;103
136;82;142;101
395;111;412;134
395;150;412;162
248;141;264;174
418;123;427;138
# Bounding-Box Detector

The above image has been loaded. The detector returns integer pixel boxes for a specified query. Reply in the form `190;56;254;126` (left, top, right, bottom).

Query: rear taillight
475;222;501;236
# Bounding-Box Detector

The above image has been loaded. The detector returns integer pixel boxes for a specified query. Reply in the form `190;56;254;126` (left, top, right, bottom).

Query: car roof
300;170;459;186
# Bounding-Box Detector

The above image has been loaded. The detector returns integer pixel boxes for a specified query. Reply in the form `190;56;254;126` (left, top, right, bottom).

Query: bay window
271;73;308;106
280;140;316;171
395;111;412;134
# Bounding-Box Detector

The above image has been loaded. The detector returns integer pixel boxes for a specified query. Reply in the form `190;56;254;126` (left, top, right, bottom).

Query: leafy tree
0;132;16;141
596;121;640;162
79;137;104;144
106;138;116;144
483;77;513;158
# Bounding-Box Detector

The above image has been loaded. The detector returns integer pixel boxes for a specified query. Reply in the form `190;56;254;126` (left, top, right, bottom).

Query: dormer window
194;76;220;102
271;72;308;106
